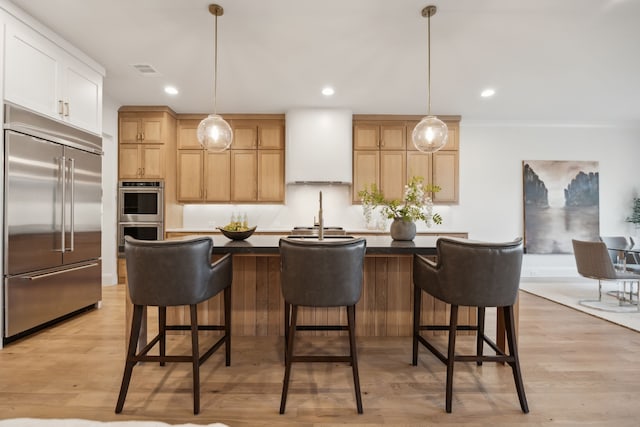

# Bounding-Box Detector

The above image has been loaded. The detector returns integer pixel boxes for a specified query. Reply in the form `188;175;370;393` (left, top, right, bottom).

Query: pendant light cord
213;12;219;114
427;11;431;116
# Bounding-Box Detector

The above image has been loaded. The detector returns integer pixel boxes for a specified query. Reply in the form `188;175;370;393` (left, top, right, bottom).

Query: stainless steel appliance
3;103;103;341
118;181;163;223
117;181;164;253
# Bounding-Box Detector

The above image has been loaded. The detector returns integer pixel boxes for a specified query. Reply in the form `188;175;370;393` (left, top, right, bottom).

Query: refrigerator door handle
20;262;100;280
60;155;66;253
69;157;75;252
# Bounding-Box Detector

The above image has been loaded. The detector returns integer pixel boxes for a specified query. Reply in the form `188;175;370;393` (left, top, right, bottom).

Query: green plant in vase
358;176;442;239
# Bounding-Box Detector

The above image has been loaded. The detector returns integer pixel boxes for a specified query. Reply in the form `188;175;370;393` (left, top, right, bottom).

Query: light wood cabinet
230;120;285;149
177;115;285;203
354;122;405;150
119;113;166;144
177;149;231;202
118;108;175;179
119;144;165;179
353;115;460;204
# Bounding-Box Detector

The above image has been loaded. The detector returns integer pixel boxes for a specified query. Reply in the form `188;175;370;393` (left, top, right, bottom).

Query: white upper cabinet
3;16;103;134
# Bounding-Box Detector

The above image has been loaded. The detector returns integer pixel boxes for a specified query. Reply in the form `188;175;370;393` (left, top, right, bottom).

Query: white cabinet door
4;19;60;118
62;60;102;133
4;17;102;134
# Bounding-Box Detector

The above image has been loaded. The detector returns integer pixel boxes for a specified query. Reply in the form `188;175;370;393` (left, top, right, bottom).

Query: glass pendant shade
197;114;233;152
412;115;448;153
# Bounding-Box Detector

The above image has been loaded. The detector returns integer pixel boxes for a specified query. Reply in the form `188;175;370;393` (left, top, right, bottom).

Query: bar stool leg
280;305;298;414
190;304;200;415
504;306;529;413
476;307;485;366
115;304;144;413
347;305;363;414
445;305;459;413
159;306;166;367
224;286;232;366
412;284;421;366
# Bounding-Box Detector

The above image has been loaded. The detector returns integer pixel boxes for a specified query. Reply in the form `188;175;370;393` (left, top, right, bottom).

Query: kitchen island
122;232;523;347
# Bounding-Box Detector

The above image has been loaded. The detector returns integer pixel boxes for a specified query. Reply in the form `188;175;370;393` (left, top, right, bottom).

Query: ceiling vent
131;63;161;76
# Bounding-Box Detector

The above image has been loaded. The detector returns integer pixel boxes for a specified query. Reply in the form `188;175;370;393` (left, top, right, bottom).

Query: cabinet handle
63;102;70;117
141;168;145;176
381;139;385;147
137;168;142;177
58;100;64;115
141;132;145;141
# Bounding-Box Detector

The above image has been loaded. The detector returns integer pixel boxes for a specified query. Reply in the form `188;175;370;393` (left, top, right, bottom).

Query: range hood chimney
285;108;352;184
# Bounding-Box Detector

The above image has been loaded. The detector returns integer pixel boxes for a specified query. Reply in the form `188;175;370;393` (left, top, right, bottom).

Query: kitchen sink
287;235;355;240
290;226;347;236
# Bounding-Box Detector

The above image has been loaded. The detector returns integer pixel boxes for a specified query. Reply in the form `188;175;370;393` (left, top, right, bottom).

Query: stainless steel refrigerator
3;103;102;341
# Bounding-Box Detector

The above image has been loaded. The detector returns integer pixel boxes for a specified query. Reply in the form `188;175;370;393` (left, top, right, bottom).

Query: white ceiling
8;0;640;125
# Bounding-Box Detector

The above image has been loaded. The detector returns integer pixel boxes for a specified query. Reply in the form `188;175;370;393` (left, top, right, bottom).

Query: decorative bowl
218;226;256;241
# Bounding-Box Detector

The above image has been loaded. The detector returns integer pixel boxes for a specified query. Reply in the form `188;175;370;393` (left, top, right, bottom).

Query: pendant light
197;4;233;152
412;5;448;153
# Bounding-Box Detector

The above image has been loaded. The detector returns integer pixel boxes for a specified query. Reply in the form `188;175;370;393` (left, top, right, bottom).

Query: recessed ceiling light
481;88;495;98
164;86;179;95
322;87;335;96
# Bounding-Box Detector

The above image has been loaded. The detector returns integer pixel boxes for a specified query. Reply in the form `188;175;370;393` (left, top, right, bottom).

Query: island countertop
171;234;441;256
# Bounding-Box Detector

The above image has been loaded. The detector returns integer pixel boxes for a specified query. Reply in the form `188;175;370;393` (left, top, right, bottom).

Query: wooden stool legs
280;304;363;414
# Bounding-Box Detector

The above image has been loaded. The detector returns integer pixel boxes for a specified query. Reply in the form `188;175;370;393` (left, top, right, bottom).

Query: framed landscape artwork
523;160;599;254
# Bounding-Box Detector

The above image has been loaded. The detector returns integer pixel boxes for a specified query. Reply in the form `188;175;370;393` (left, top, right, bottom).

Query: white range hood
285;108;352;184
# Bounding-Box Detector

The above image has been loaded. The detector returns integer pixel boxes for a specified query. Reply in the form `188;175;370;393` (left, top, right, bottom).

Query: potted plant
358;176;442;240
626;197;640;229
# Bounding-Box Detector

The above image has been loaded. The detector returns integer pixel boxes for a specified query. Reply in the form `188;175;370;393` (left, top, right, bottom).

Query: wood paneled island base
122;234;516;350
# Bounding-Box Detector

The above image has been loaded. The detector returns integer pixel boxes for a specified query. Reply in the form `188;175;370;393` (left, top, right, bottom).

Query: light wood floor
1;284;639;426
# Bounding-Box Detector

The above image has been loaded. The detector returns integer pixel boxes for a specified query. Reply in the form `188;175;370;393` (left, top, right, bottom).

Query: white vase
390;218;416;241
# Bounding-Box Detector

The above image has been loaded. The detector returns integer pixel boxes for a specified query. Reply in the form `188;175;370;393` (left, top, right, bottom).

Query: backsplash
181;184;451;232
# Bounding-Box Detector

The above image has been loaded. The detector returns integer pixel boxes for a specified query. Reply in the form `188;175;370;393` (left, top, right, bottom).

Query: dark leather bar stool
412;237;528;413
115;236;232;415
279;237;367;414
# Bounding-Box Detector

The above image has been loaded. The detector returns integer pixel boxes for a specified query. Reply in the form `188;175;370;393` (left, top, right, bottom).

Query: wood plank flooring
0;284;639;426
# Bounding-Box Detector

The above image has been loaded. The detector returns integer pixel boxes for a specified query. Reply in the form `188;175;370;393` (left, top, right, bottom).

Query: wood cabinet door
177;150;204;201
441;124;459;150
119;117;141;144
353;123;380;150
353;150;380;202
258;151;284;201
432;151;459;203
258;122;284;149
231;150;258;201
119;144;141;178
139;114;164;144
380;125;405;150
204;151;231;202
380;151;406;202
140;145;165;178
405;120;420;151
407;151;431;184
232;122;258;149
177;119;202;149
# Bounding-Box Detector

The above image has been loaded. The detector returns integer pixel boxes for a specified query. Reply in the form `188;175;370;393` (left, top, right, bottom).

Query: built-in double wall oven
117;181;164;252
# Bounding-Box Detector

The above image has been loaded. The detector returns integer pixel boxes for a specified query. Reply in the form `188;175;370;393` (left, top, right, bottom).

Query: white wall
458;122;640;277
101;97;119;285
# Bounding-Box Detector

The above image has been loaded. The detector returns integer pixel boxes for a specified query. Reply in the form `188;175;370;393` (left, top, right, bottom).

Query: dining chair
599;236;640;273
115;236;233;415
412;237;528;413
279;237;367;414
573;239;640;310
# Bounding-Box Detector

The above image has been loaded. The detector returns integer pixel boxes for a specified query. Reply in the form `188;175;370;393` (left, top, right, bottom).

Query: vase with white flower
358;176;442;240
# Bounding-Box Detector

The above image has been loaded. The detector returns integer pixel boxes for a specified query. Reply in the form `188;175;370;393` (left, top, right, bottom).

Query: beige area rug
520;278;640;332
0;420;227;427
